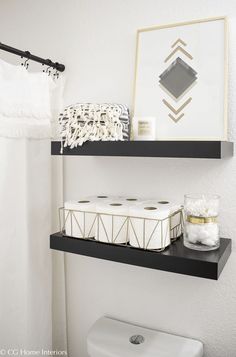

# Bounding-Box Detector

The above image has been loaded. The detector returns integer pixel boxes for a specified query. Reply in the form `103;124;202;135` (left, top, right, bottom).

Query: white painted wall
1;0;236;356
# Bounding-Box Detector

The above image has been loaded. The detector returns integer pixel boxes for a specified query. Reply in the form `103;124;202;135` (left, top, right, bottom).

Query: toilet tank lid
87;317;203;357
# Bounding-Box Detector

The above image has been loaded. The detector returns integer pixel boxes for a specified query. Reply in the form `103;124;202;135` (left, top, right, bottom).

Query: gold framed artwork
132;17;228;141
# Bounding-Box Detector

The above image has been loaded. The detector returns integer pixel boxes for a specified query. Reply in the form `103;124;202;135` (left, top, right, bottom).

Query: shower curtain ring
42;65;51;75
21;57;30;70
53;65;60;79
21;51;30;70
43;59;52;76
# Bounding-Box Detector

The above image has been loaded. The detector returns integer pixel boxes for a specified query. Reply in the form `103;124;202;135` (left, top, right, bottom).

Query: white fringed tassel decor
59;103;130;152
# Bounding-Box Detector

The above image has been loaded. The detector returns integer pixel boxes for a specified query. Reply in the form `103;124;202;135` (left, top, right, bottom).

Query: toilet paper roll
64;200;97;238
96;201;129;244
170;210;183;239
119;197;144;205
144;200;183;239
86;195;118;202
129;204;171;249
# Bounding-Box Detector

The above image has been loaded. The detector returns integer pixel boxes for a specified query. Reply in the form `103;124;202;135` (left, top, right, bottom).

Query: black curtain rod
0;42;65;72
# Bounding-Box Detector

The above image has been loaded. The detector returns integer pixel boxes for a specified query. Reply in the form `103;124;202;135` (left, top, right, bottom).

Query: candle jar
184;194;220;251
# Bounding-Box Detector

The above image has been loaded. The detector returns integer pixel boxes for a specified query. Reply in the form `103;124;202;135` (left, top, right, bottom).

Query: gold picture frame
132;17;228;141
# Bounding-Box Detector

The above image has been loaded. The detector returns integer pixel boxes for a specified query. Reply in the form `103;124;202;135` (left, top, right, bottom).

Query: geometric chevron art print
133;17;228;140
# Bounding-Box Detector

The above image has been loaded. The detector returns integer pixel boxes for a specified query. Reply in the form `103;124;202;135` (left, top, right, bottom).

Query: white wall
1;1;236;356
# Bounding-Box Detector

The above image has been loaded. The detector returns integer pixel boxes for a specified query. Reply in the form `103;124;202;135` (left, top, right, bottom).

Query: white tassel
58;103;129;150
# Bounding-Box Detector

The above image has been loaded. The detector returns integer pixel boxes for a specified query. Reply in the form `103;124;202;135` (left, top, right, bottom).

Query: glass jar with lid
184;194;220;251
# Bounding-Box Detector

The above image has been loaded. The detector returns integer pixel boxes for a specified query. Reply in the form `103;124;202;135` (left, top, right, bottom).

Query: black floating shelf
51;141;233;159
50;233;231;280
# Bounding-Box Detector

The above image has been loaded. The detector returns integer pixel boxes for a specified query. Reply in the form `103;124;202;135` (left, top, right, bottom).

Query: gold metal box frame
59;207;184;252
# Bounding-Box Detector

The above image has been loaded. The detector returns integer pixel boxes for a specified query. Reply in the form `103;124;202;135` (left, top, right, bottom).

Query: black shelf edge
50;233;232;280
51;141;233;159
51;141;234;159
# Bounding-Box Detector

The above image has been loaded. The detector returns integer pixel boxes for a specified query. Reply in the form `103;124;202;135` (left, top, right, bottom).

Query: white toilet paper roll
144;200;183;239
86;195;118;202
119;197;144;205
64;200;97;238
96;201;129;244
170;211;183;239
129;204;171;249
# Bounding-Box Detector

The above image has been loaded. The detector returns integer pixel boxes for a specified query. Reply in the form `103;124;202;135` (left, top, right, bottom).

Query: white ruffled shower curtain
0;58;66;352
0;138;52;349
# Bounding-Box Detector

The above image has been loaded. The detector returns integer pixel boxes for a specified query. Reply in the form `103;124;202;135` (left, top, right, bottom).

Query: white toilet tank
87;317;203;357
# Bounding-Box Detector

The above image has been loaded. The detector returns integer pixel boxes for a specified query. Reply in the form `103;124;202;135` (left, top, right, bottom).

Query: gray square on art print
159;57;197;99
